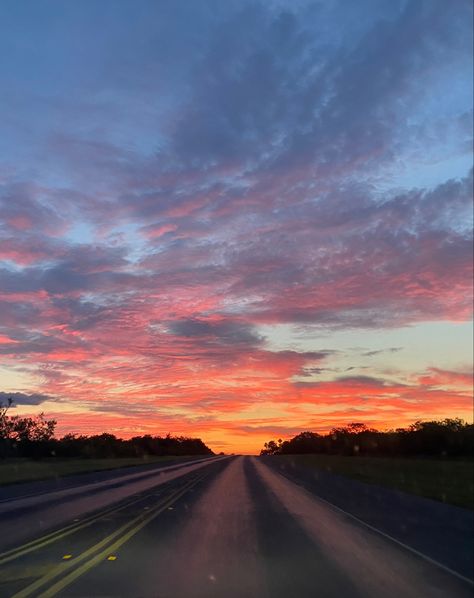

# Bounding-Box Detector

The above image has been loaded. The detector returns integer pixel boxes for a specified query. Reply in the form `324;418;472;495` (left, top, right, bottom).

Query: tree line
260;419;474;458
0;399;213;459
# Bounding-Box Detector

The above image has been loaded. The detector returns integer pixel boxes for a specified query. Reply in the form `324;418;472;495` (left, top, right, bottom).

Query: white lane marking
267;461;473;586
0;456;227;510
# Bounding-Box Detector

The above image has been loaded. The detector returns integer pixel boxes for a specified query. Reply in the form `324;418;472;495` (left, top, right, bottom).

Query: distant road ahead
0;456;472;597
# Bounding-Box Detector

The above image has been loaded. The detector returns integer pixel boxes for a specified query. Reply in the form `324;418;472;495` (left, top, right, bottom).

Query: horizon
0;0;472;455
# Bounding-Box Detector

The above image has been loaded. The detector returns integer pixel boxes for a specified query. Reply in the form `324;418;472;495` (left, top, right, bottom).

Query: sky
0;0;472;454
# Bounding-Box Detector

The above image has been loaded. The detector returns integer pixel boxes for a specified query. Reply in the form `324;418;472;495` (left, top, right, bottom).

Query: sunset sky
0;0;472;454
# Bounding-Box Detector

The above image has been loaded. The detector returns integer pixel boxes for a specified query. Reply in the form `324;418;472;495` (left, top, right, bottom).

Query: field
275;454;474;509
0;455;201;486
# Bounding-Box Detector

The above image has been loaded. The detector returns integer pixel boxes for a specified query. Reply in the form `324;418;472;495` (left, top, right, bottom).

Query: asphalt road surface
0;456;472;598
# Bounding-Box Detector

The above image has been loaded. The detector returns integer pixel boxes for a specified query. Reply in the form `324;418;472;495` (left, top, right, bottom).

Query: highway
0;456;472;597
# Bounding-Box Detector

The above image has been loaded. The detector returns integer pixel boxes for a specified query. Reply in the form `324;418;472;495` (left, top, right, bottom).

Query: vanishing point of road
0;456;472;597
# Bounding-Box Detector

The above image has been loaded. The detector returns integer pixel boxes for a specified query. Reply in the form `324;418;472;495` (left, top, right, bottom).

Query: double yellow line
10;473;205;598
0;489;160;566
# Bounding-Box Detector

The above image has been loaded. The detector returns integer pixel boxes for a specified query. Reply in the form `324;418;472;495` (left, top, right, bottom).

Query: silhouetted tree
0;399;213;459
260;419;474;458
260;440;281;455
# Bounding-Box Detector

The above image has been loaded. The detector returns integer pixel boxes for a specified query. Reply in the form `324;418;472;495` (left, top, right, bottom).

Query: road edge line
257;459;474;587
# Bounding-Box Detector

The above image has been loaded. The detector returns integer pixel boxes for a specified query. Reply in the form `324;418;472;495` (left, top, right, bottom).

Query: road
0;456;472;597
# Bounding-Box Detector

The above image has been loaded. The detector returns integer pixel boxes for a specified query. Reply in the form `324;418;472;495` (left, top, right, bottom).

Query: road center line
0;491;153;565
12;472;206;598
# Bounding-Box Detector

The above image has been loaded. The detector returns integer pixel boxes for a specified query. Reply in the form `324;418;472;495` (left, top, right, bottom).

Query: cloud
417;368;473;388
163;0;467;175
363;347;403;357
0;391;52;406
294;375;392;389
0;182;66;235
336;375;393;387
167;318;263;346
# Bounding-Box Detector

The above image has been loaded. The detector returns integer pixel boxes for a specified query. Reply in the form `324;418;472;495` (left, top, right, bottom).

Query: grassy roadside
0;455;205;486
274;454;474;509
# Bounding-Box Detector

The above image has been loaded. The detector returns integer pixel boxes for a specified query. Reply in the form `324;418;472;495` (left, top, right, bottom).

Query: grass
0;455;204;486
274;454;474;509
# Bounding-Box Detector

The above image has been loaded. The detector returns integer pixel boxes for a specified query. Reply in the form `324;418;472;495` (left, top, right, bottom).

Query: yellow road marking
12;474;205;598
37;476;204;598
0;564;54;583
0;464;210;566
0;479;177;566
